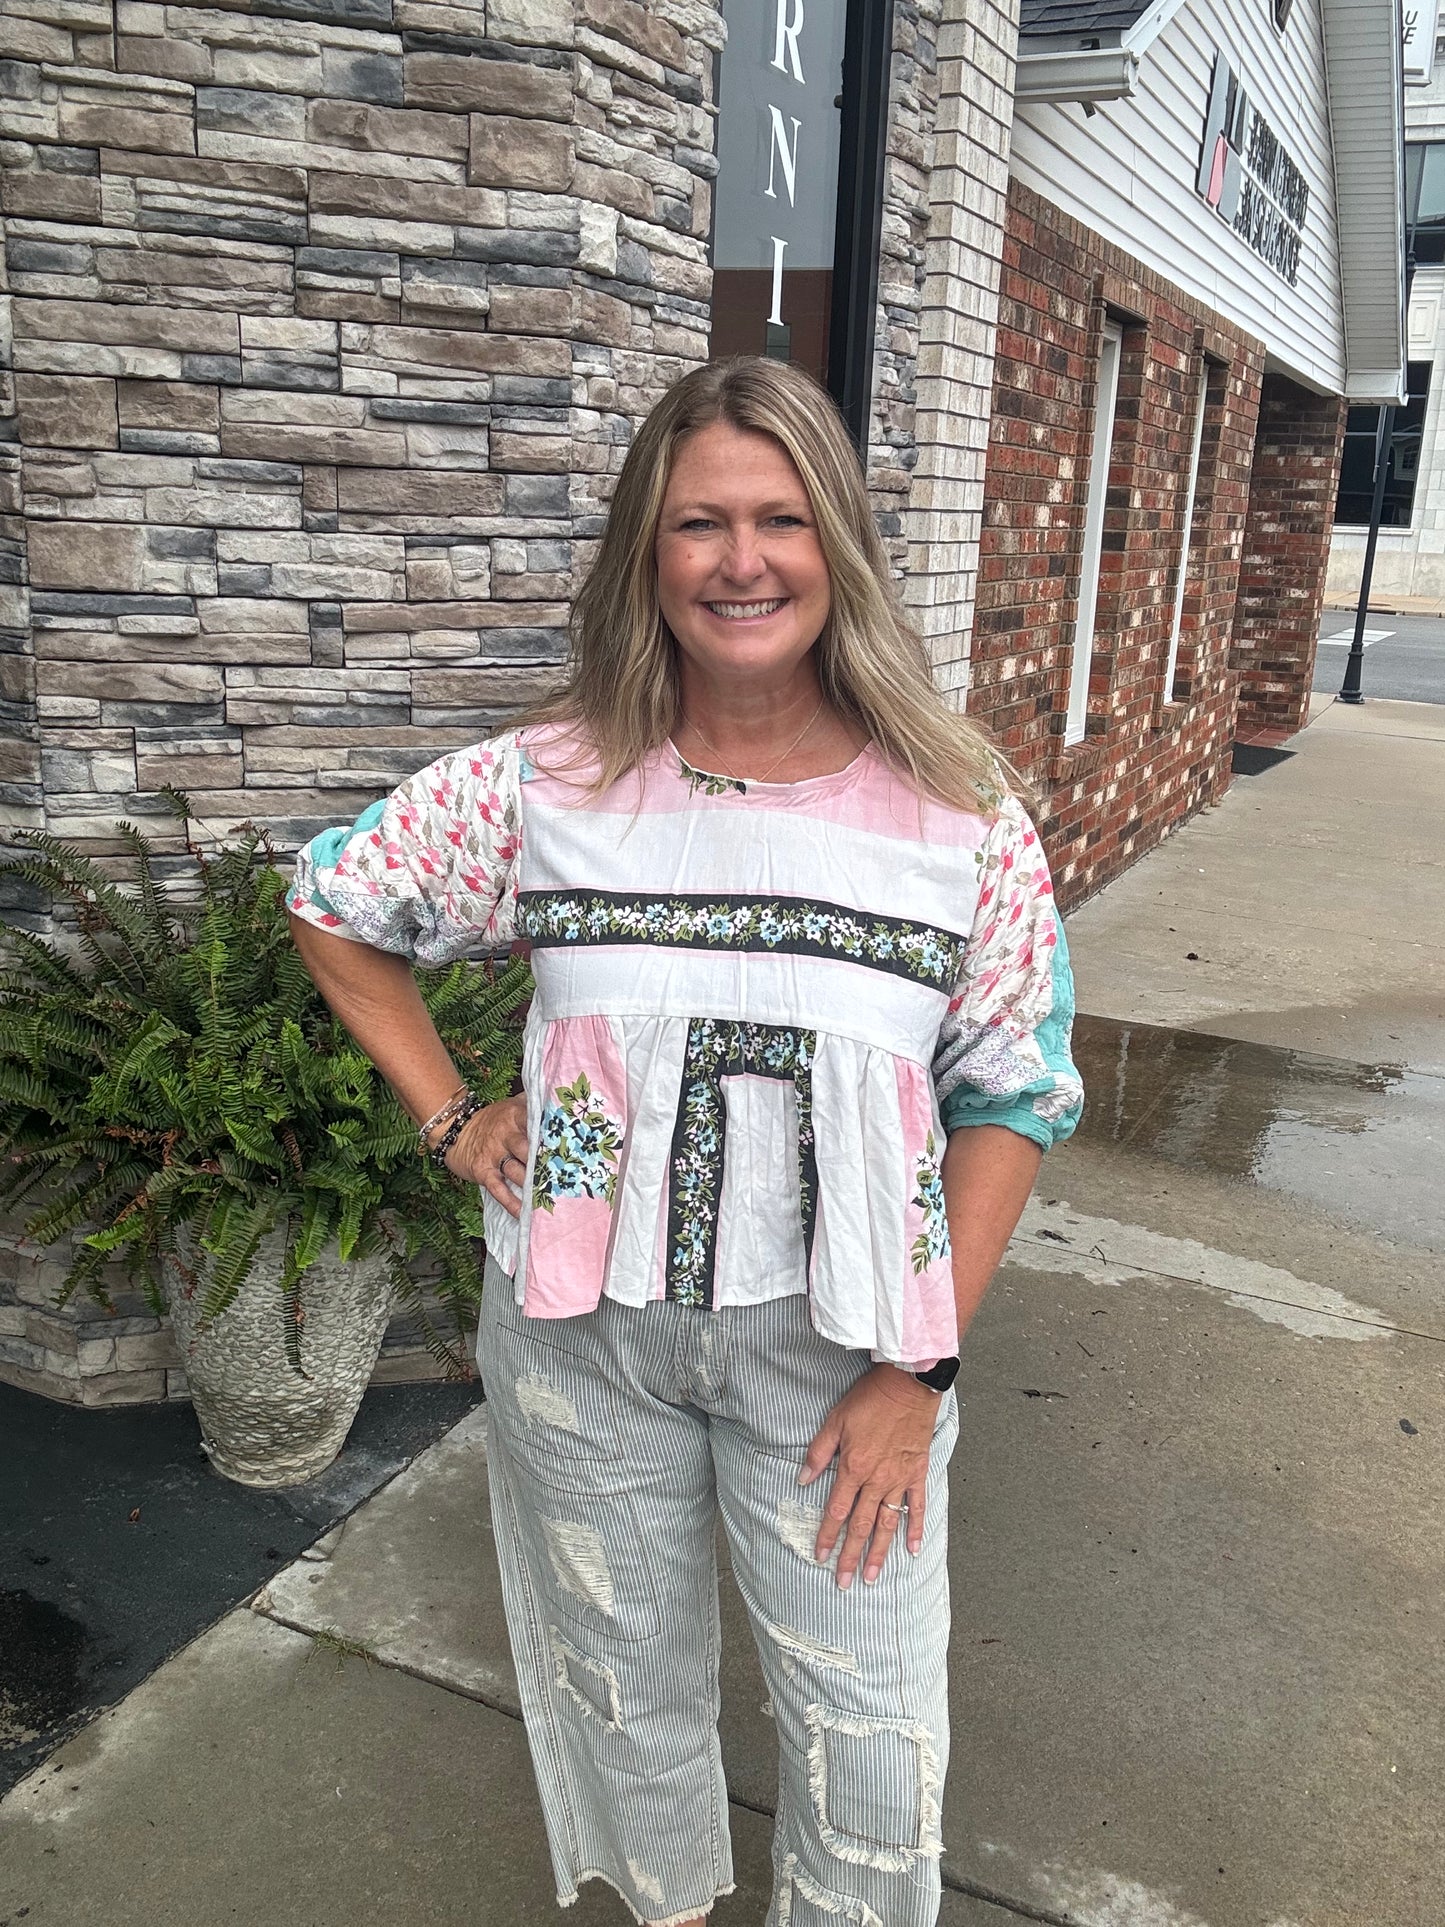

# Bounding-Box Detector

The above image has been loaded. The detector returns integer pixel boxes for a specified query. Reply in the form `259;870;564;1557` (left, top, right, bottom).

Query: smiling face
654;420;832;699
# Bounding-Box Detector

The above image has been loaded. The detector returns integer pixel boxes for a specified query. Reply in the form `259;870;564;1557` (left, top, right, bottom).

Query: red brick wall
1233;374;1346;736
971;181;1269;908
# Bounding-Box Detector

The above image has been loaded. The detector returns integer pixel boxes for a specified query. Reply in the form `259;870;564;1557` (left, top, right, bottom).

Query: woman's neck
675;674;864;784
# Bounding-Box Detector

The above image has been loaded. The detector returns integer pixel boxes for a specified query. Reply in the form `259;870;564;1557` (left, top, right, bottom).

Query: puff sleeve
287;731;524;966
932;794;1084;1151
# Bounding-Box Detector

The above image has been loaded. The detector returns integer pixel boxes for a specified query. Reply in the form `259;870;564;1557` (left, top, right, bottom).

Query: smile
705;598;787;620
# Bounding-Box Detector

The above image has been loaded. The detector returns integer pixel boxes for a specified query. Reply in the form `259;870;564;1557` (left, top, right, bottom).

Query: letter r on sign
773;0;805;83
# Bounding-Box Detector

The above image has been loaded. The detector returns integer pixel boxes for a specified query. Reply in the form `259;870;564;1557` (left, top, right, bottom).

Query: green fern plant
0;791;531;1377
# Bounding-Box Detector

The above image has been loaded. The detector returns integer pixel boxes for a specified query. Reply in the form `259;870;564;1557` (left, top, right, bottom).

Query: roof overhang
1015;0;1189;104
1321;0;1407;404
1016;0;1407;406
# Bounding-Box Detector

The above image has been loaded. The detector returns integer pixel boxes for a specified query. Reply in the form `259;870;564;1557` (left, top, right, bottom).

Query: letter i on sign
767;0;804;334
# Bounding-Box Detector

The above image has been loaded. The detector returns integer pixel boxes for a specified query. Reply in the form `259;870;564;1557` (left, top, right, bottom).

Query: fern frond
198;1197;278;1323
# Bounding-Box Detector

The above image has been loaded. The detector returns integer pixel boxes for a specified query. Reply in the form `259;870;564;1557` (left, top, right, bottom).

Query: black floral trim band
518;889;966;990
666;1020;818;1309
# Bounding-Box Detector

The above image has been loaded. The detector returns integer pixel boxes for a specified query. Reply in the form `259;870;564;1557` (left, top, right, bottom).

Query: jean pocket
506;1452;662;1646
483;1301;618;1465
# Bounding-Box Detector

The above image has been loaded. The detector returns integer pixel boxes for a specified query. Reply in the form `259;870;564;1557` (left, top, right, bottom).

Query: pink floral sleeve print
932;794;1083;1150
287;732;524;965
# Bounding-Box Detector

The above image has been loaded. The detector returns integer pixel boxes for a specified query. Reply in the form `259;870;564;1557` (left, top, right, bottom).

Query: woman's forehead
664;421;810;508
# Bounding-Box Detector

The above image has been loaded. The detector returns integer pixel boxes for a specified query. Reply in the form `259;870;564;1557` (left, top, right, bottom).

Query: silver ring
880;1501;908;1515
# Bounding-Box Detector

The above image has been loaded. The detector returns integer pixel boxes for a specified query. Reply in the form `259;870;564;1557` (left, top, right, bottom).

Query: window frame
1333;359;1433;531
1065;317;1124;749
1163;358;1210;704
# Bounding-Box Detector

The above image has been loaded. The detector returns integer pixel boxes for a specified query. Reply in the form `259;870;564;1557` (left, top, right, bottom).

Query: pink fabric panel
517;726;992;851
523;1015;628;1319
895;1057;959;1366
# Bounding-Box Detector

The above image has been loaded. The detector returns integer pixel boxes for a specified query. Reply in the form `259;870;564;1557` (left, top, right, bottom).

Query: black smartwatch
913;1356;960;1394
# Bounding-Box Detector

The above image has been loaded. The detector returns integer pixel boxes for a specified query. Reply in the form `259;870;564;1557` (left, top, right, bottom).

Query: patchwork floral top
289;724;1083;1369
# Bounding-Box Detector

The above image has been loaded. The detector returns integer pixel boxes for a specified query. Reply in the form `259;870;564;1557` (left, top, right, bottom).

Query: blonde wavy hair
530;356;1014;814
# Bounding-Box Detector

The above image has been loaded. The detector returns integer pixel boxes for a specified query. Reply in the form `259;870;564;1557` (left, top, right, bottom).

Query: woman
288;357;1082;1927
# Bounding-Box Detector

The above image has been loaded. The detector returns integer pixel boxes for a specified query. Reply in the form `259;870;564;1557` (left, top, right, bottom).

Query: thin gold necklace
681;697;826;785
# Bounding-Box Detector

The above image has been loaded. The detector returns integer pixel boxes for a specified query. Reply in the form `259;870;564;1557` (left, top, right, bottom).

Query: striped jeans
478;1260;958;1927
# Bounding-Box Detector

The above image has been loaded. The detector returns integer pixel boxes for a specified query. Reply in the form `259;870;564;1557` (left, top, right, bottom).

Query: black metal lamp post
1340;156;1416;704
1339;406;1393;702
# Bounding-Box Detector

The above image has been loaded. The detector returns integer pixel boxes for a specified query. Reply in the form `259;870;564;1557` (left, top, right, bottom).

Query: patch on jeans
775;1854;883;1926
541;1514;615;1615
805;1702;943;1874
515;1371;580;1436
548;1625;623;1730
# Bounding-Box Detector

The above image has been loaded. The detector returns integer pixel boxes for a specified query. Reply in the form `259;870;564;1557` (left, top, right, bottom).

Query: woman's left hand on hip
799;1366;940;1589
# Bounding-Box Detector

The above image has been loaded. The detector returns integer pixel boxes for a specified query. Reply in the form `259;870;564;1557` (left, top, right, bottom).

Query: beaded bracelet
416;1083;469;1154
427;1094;484;1170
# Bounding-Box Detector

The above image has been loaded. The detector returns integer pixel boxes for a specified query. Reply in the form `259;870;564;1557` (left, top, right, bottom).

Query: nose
720;522;768;587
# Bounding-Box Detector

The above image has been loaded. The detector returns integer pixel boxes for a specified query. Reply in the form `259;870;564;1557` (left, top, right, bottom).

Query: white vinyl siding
1067;321;1123;749
1011;0;1346;392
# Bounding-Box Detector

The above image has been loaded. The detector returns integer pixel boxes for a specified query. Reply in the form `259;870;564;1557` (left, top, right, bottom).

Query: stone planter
167;1232;396;1489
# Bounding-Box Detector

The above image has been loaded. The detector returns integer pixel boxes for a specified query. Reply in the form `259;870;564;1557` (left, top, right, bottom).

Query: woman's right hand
443;1093;530;1217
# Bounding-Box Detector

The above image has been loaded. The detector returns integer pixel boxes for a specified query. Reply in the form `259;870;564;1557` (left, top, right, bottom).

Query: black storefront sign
709;0;893;449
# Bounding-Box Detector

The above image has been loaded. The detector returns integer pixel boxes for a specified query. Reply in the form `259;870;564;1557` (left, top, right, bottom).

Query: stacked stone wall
867;0;938;567
0;0;1009;1404
0;0;725;910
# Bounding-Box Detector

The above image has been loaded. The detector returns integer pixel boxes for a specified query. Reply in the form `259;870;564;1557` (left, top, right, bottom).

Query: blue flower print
910;1132;951;1274
531;1073;623;1212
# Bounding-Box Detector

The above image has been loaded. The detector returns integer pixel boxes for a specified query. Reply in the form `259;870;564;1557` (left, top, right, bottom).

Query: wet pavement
5;998;1443;1927
0;1379;481;1797
1070;1014;1445;1258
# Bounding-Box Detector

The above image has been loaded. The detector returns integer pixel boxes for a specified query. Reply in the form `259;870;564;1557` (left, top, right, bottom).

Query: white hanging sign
1403;0;1440;84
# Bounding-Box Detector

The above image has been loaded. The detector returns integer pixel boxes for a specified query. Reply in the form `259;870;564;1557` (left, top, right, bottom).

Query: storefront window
1335;361;1432;528
1405;141;1445;263
709;0;890;446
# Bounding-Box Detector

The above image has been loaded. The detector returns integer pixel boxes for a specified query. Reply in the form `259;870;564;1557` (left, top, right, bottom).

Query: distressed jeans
478;1260;958;1927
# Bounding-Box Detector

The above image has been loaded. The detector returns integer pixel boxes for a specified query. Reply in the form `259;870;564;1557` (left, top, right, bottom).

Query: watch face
916;1355;960;1393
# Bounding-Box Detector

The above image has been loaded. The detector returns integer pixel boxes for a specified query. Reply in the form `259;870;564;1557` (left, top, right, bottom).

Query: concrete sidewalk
1068;696;1445;1073
4;697;1442;1927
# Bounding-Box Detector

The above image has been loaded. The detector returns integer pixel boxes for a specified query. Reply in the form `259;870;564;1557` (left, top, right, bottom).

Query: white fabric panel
606;1017;692;1305
521;799;982;937
807;1038;908;1356
713;1075;808;1306
530;948;946;1064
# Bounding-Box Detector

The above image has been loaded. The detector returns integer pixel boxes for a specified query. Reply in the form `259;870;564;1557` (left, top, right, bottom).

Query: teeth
707;599;785;619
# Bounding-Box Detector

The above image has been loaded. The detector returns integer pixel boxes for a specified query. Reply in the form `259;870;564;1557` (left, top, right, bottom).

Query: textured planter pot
168;1232;395;1489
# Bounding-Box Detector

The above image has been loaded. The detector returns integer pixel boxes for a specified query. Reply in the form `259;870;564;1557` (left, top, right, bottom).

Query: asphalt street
1313;609;1445;702
0;1379;482;1796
